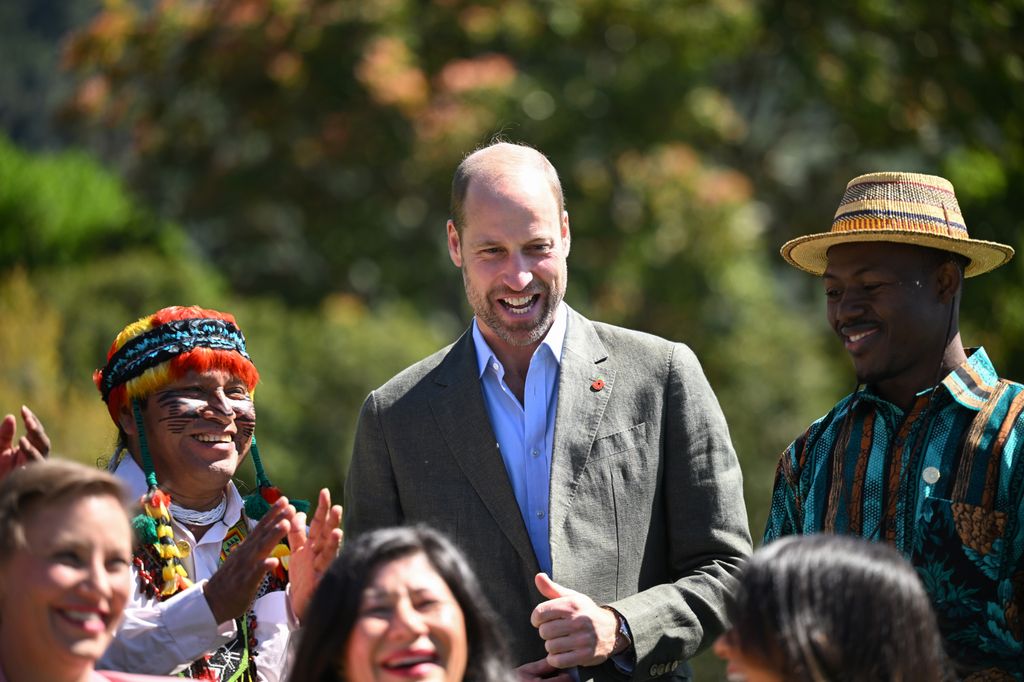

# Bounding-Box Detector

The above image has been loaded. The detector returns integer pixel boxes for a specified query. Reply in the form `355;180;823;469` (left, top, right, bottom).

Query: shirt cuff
166;580;236;654
284;582;300;628
610;648;636;673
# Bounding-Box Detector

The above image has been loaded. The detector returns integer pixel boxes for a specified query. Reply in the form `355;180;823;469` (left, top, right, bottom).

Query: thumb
1;414;15;448
535;572;575;600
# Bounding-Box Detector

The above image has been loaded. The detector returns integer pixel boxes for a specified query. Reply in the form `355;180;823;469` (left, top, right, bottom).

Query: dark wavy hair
288;525;510;682
726;534;950;681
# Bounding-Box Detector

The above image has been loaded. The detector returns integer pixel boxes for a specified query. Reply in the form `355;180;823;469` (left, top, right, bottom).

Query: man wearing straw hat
764;172;1022;677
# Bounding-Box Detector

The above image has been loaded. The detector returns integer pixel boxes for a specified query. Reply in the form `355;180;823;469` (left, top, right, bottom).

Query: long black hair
288;525;510;682
726;534;950;681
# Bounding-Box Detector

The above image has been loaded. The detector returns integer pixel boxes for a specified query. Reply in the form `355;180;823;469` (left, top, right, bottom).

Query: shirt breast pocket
913;496;1019;665
589;422;648;462
915;497;1007;582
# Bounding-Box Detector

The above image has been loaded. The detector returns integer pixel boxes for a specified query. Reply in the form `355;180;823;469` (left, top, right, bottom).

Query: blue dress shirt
472;303;567;575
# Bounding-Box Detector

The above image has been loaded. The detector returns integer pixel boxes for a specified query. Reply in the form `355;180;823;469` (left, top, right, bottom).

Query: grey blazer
344;306;751;681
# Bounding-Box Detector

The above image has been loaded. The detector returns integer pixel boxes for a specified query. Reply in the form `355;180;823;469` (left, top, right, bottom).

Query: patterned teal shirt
765;348;1024;679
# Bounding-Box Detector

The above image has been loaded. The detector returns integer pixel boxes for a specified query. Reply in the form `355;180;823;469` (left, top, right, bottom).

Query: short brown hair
0;460;130;557
449;141;564;234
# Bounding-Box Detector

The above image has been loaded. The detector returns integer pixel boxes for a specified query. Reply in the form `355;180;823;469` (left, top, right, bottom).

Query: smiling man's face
824;242;954;397
447;169;570;358
132;368;256;497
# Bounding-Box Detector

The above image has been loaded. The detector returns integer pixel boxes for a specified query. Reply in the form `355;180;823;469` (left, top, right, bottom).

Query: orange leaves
355;37;429;113
437;54;516;94
68;76;111;119
268;52;305;87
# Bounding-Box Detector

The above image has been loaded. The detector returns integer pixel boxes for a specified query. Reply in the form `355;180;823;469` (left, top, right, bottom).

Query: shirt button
492;362;500;372
532;449;540;457
922;466;941;484
536;510;545;519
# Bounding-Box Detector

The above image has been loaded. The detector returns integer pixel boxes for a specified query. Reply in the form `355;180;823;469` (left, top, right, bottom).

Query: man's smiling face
137;368;256;494
448;169;570;356
824;242;954;396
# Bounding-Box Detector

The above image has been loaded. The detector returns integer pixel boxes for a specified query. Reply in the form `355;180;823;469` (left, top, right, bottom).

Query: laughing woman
0;459;170;682
289;526;509;682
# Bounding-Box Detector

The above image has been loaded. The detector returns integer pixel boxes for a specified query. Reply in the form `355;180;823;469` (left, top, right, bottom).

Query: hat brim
781;229;1015;278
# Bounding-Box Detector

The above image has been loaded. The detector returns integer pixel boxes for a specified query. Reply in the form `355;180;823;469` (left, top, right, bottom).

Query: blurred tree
0;269;94;461
58;8;845;674
0;0;100;148
60;0;766;305
0;134;187;269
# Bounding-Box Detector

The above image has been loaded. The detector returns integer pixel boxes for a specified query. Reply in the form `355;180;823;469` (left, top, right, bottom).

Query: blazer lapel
549;308;614;537
429;329;540;575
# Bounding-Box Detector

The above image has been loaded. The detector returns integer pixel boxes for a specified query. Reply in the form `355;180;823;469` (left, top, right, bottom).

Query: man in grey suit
344;142;751;681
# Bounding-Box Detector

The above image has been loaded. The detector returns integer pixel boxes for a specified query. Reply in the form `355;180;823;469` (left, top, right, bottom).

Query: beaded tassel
132;400;193;596
243;435;309;519
244;435;294;581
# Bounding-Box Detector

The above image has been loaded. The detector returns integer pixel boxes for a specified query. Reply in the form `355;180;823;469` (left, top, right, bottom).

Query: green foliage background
2;0;1023;676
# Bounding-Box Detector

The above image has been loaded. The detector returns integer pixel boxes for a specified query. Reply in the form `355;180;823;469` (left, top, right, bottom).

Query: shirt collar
112;452;150;499
855;347;999;414
941;346;1000;411
472;301;567;378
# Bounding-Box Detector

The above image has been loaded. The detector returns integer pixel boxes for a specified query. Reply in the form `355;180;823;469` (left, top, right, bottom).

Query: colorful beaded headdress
781;172;1014;277
94;305;291;596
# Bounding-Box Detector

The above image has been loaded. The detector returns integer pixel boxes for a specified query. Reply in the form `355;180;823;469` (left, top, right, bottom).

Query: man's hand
0;406;50;478
287;487;343;623
515;657;573;682
530;572;622;669
204;497;295;624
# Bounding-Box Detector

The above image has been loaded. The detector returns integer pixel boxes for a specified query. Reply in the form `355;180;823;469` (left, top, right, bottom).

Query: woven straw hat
780;172;1014;277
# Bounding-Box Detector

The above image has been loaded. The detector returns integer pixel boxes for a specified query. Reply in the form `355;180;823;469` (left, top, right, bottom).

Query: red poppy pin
590;378;605;392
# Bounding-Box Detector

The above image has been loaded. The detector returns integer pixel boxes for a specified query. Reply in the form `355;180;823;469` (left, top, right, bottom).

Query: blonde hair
0;460;130;557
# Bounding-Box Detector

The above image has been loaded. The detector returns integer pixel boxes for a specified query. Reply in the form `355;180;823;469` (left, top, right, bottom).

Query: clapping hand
0;406;50;479
204;496;296;624
287;488;343;623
